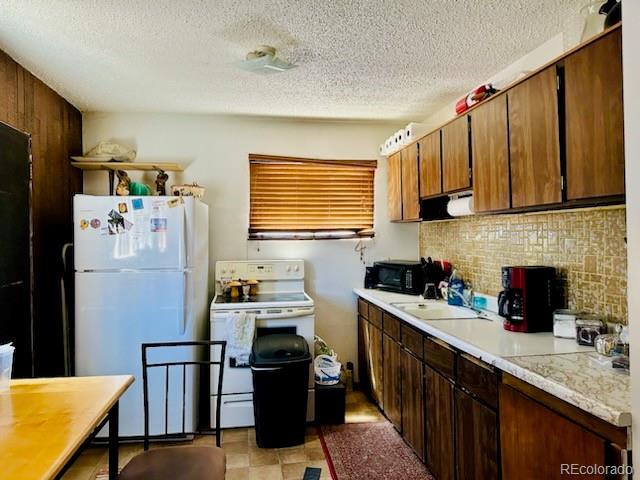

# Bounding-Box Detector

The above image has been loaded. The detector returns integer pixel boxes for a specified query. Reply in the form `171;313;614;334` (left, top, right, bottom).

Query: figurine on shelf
155;169;169;196
115;170;131;196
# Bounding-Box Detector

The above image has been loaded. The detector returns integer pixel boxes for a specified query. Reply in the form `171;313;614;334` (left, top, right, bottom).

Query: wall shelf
71;161;184;172
71;161;184;195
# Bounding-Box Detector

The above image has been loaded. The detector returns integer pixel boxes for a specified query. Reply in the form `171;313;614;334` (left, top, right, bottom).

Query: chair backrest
140;340;227;450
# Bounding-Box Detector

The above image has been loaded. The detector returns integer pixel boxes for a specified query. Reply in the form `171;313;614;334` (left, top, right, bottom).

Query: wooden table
0;375;133;480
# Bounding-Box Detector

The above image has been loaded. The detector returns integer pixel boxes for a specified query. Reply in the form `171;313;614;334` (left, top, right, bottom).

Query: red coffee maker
497;266;556;332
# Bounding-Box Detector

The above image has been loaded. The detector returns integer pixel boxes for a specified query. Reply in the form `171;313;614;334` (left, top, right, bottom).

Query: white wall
622;2;640;467
82;113;418;371
422;33;566;129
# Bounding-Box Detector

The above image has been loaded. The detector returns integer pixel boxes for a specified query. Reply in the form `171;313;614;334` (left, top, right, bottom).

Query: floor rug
317;422;434;480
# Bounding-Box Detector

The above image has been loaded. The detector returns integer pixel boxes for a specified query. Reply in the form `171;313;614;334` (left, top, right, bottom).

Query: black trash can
250;334;311;448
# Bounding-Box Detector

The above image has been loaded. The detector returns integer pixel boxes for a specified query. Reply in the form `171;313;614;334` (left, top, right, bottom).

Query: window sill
248;231;375;241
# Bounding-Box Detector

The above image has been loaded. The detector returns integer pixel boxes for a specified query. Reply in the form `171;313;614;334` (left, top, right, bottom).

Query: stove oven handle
255;307;315;320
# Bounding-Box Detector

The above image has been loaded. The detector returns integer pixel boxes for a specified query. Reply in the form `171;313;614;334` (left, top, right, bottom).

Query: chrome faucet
447;285;475;310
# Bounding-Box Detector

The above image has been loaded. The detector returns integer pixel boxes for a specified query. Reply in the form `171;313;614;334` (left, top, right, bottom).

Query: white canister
553;309;580;339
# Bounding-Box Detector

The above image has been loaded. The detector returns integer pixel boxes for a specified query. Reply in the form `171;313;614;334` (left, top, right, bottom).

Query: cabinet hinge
468;167;472;180
29;162;33;181
556;74;561;91
560;175;565;191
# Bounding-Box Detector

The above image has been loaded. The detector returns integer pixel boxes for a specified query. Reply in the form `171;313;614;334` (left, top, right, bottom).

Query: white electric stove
210;259;315;428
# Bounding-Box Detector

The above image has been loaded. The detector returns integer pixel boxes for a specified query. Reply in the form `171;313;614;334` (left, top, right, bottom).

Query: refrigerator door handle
179;271;188;335
255;308;315;320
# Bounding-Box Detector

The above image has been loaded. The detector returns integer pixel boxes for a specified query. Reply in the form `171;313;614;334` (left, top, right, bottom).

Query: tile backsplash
419;206;627;324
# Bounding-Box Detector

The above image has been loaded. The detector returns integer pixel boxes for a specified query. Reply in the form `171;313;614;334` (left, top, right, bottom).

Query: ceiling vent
237;45;296;74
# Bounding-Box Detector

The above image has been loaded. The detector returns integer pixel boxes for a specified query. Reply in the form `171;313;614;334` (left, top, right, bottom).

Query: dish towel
226;312;256;367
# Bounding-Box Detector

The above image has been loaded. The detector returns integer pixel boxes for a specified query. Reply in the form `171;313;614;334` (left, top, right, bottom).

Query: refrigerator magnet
118;202;129;214
167;198;182;208
79;219;89;230
90;218;101;229
150;218;167;233
107;209;126;234
132;198;144;210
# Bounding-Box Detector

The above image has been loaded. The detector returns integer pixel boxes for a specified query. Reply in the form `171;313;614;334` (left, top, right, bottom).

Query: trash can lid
250;334;311;366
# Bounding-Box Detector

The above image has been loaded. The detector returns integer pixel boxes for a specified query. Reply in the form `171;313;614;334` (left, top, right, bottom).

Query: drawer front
212;391;315;429
401;324;424;360
368;304;383;329
358;298;369;319
457;353;498;409
424;337;456;380
383;313;400;341
211;393;255;429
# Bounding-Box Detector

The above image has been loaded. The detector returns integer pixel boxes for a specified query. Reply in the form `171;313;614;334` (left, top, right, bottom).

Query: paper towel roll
404;123;429;143
447;196;474;217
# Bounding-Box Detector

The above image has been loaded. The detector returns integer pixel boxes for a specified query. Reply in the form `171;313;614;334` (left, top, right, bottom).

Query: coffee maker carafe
498;266;556;332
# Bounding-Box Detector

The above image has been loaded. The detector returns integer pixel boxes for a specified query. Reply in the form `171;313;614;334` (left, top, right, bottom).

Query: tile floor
62;390;383;480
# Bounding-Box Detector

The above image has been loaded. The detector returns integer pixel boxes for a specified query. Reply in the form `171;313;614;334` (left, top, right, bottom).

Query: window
249;154;376;239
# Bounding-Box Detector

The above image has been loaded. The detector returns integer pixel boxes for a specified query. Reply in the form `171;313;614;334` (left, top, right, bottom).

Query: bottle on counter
448;269;465;306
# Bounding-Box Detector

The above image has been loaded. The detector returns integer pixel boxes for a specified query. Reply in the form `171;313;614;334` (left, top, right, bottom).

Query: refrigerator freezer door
75;270;200;437
74;195;186;271
182;197;208;269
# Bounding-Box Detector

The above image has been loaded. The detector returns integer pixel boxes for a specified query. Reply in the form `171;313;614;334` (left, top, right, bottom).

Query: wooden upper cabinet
442;115;471;193
508;66;562;208
564;29;624;200
401;143;420;220
470;95;510;212
0;50;19;127
387;152;402;221
419;131;442;197
500;384;607;480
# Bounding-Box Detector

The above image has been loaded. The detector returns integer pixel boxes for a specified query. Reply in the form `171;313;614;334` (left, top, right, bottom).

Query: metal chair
118;340;227;480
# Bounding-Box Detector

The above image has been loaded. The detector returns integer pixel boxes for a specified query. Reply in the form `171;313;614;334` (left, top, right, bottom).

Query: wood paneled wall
0;49;83;376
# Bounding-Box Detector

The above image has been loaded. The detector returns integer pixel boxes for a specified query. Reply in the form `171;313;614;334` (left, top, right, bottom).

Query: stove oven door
210;308;315;428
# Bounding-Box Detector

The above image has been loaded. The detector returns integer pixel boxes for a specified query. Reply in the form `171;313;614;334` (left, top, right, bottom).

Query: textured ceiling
0;1;586;120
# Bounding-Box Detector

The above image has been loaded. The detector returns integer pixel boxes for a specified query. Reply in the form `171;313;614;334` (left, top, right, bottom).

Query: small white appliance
210;259;315;428
73;195;209;438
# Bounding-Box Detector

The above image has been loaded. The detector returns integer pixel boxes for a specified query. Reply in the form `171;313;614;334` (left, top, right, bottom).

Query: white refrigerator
74;194;209;438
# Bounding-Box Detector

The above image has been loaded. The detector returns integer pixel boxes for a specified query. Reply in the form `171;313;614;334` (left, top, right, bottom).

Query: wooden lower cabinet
425;366;455;480
357;315;370;396
357;303;383;408
357;298;629;480
368;322;384;408
455;388;499;480
383;333;402;430
500;384;607;480
401;349;424;460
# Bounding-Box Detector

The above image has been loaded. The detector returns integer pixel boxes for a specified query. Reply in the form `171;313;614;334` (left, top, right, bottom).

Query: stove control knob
293;265;300;272
286;265;292;272
221;268;227;274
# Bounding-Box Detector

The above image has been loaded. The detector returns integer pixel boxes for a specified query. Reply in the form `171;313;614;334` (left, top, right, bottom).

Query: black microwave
371;260;425;295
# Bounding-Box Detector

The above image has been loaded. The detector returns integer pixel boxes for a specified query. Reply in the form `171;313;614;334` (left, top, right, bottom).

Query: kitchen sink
391;302;480;320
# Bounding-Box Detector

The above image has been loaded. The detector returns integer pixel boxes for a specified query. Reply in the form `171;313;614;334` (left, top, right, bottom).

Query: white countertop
354;288;631;427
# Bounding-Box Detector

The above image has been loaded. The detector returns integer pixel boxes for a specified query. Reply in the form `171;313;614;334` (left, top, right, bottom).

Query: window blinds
249;154;376;239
